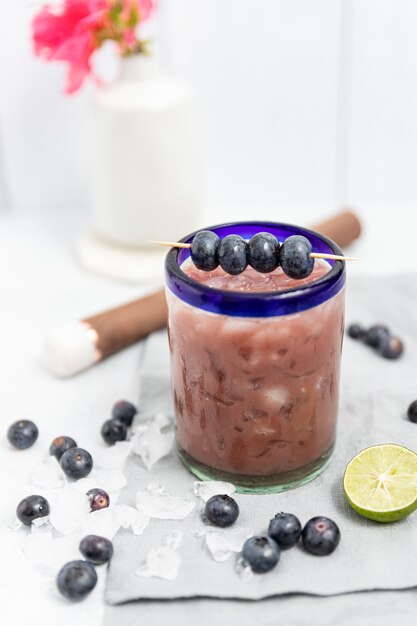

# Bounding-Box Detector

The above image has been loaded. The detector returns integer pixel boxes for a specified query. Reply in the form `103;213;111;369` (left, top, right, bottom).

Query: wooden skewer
150;240;357;262
310;252;358;261
151;240;192;249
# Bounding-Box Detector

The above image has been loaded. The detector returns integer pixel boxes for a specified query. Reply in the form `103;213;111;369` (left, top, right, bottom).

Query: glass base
178;444;334;494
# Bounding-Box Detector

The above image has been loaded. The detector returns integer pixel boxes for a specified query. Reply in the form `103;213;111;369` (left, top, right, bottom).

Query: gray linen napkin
105;274;417;606
103;589;417;626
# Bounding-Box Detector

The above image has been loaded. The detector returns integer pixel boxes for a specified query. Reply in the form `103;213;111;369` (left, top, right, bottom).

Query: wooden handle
313;210;361;249
84;210;361;360
84;290;167;359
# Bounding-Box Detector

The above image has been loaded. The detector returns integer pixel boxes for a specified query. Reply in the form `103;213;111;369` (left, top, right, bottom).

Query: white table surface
0;209;415;626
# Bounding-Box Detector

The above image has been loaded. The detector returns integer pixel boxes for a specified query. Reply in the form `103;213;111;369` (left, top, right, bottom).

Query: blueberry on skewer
218;234;249;275
248;232;280;273
191;230;220;271
152;230;352;277
280;235;314;279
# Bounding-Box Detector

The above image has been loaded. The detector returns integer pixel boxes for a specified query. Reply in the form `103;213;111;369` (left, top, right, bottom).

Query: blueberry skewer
151;231;356;279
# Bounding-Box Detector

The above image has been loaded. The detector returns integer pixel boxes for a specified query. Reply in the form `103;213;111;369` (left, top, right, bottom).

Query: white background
1;0;417;227
1;3;417;625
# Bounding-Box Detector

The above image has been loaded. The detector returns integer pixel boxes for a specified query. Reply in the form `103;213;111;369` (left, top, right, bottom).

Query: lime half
343;444;417;522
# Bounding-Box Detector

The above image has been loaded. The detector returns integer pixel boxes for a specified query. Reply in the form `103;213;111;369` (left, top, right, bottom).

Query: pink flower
137;0;154;21
120;0;154;22
33;0;106;93
122;28;137;47
32;0;155;94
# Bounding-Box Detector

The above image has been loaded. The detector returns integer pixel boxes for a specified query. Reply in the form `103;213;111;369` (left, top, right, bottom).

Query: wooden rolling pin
43;210;361;377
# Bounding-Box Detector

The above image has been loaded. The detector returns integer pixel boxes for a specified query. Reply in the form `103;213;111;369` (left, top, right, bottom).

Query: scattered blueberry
242;535;280;573
365;325;390;348
191;230;220;272
79;535;113;565
378;335;404;360
60;447;93;480
268;512;302;549
49;436;77;461
347;321;404;361
7;420;38;450
204;494;239;527
248;232;280;273
408;400;417;424
87;488;110;512
280;235;314;279
111;400;137;427
347;323;364;340
101;419;127;445
218;235;248;275
16;494;50;526
57;560;97;602
302;516;340;556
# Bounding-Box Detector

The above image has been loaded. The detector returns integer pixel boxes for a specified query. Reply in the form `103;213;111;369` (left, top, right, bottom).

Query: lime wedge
343;444;417;522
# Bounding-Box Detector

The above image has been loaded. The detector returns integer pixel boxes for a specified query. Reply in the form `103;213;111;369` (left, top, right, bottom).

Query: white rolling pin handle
43;322;100;378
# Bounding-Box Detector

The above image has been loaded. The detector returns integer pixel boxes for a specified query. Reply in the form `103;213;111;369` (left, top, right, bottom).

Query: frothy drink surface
182;259;329;292
168;258;344;482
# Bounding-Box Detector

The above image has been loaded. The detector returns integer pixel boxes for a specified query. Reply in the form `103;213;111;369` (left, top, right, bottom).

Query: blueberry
60;447;93;480
57;560;97;602
204;494;239;527
79;535;113;565
16;494;50;526
407;400;417;423
101;419;127;445
248;232;280;273
218;235;248;275
365;325;390;348
378;335;403;360
347;323;364;340
242;535;280;573
191;230;220;272
7;420;38;450
111;400;137;427
302;516;340;556
268;512;302;549
280;235;314;279
87;488;110;512
49;436;77;461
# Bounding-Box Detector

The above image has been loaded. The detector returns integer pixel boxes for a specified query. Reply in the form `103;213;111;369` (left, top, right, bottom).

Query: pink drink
167;255;345;492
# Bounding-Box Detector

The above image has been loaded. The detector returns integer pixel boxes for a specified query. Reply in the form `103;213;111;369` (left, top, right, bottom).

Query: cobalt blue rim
165;221;346;317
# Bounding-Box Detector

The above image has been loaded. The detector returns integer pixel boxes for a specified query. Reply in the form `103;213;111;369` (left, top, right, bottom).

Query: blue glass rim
165;221;346;317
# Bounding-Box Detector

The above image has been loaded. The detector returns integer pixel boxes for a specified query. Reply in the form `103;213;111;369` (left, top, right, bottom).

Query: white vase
91;55;203;248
